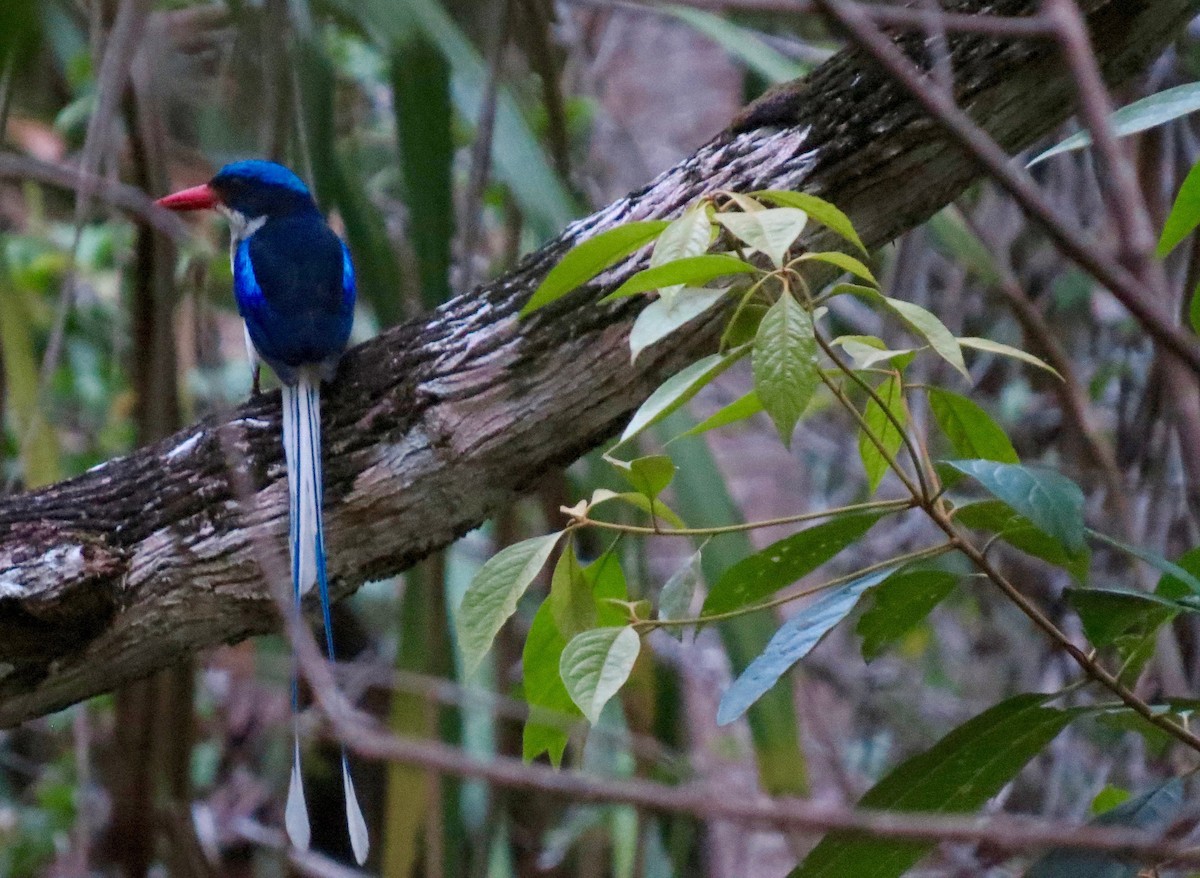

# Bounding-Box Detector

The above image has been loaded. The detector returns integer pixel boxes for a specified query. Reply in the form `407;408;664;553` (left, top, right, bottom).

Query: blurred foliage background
4;0;1200;875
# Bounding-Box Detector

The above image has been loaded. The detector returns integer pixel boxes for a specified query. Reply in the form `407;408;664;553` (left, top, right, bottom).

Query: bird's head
156;160;317;239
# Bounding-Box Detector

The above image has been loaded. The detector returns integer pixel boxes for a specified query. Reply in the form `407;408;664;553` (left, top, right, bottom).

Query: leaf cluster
456;184;1200;876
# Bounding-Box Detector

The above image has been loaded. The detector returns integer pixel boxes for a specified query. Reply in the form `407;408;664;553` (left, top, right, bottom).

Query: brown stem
812;0;1200;376
927;506;1200;753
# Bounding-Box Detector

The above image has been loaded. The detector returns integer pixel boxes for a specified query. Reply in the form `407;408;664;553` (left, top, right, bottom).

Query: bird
157;160;368;864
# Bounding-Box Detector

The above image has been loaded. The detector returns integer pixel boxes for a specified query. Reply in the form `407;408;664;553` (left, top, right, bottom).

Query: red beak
155;183;218;211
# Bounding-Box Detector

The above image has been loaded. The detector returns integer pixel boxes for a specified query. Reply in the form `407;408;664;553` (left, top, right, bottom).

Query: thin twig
1041;0;1160;274
960;208;1129;527
812;0;1200;377
459;0;513;294
313;704;1200;863
636;542;954;629
567;497;913;536
928;509;1200;754
814;328;932;500
0;153;189;240
562;0;1057;37
12;0;152;490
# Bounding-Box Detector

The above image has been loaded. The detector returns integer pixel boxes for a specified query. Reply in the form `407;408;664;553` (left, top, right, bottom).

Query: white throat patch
220;206;267;266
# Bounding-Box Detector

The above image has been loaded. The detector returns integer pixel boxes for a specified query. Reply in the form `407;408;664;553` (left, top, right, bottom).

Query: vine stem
636;541;955;630
809;314;1200;753
565;497;914;537
819;373;923;499
925;507;1200;753
813;328;933;500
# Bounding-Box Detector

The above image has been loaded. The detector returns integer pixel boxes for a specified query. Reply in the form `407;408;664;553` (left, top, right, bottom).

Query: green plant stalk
566;497;914;537
813;327;932;500
655;413;807;795
637;541;955;631
931;514;1200;755
819;372;923;499
720;273;771;350
806;297;1200;755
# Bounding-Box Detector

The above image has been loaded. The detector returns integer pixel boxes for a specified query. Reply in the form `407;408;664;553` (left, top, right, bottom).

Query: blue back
224;162;356;382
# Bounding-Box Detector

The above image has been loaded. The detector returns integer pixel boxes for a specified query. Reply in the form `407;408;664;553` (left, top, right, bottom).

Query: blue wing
233;217;354;381
341;241;356;310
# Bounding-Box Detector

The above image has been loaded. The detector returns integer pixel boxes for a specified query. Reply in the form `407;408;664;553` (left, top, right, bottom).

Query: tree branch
0;0;1194;726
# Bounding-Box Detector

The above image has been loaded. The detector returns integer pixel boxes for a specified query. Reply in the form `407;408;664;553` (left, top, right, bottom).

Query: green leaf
588;549;633;627
675;390;763;439
1091;785;1132;815
1029;82;1200;166
753;292;819;445
718;564;901;724
390;36;454;310
1027;779;1185;878
753;190;867;254
602;254;756;302
588;489;686;529
884;297;969;379
826;282;881;301
659;550;703;636
524;547;633;760
716;208;809;267
1066;587;1181;649
560;627;642;724
657;413;807;794
666;7;808;84
0;271;60;487
549;542;595;640
791;695;1078;878
619;349;746;444
703;512;889;617
722;300;770;348
858;376;906;492
958;336;1062;379
650;207;716;302
954;500;1089;582
621;455;677;500
521;599;580;765
943;460;1085;555
834;336;916;371
1160;160;1200;257
1089;529;1200;597
456;532;563;675
1157;543;1200;598
629;286;726;362
798;250;877;285
523;221;669;314
856;569;958;661
927;388;1018;464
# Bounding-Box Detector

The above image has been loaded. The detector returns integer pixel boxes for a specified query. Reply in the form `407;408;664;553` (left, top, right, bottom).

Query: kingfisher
157;160;368;864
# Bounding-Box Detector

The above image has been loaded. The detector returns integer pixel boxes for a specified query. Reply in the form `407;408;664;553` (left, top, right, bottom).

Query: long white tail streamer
281;374;369;865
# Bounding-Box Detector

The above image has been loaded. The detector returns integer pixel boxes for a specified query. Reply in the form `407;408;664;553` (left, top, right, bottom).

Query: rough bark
0;0;1194;726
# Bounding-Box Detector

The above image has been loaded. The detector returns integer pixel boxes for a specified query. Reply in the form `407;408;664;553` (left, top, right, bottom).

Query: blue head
210;161;317;221
157;160;318;229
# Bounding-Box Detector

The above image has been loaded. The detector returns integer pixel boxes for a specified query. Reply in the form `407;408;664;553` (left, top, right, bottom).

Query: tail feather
343;753;370;865
285;733;311;851
283;382;318;595
283;373;370;865
282;384;312;852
